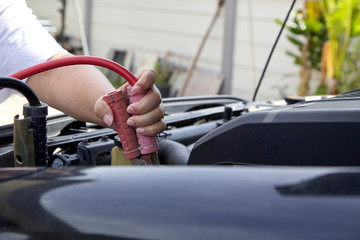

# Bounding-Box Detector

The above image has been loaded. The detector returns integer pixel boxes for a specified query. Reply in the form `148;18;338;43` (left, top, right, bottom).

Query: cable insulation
9;55;137;85
0;77;41;106
252;0;297;101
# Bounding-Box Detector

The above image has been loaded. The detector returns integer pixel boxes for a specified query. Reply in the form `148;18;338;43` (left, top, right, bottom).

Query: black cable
252;0;297;101
0;77;41;106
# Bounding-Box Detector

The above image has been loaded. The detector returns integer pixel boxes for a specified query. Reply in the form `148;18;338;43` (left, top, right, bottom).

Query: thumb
94;96;114;127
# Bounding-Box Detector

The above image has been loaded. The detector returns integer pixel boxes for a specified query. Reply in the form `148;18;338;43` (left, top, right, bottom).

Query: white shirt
0;0;65;102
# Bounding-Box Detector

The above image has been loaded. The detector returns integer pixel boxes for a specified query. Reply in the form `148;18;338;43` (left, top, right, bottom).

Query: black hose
0;77;41;106
158;139;190;165
1;77;48;166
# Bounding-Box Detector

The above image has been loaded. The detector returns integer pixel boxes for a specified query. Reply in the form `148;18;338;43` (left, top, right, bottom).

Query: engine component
13;116;35;167
158;139;190;165
111;136;131;165
188;95;360;166
22;103;48;166
49;153;80;168
76;136;114;165
0;77;48;167
0;145;14;168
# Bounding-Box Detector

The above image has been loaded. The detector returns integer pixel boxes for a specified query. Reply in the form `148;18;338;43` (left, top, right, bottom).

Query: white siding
26;0;304;100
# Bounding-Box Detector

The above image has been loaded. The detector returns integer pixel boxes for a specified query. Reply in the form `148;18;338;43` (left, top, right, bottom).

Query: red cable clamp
127;86;159;155
103;89;140;159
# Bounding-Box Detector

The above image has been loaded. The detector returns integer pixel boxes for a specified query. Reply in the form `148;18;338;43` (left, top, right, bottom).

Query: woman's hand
94;69;166;136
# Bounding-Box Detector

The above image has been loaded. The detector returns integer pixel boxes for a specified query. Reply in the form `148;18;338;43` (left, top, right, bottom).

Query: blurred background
26;0;360;101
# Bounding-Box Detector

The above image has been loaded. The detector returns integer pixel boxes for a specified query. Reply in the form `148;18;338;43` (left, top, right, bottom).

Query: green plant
153;58;170;86
281;0;360;95
278;0;327;96
319;0;360;94
153;57;175;97
338;36;360;92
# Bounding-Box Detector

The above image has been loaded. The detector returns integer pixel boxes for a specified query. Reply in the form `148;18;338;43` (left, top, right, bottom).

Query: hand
94;69;166;136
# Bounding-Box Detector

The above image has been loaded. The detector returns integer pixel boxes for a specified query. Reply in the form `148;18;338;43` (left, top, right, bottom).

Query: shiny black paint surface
1;166;360;239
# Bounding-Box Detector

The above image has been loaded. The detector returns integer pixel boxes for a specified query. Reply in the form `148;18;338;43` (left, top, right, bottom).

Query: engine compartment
1;91;360;168
2;56;360;168
0;94;247;167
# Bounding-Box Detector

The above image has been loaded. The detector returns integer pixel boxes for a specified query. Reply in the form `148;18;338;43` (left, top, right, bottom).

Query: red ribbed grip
103;89;140;159
127;86;159;154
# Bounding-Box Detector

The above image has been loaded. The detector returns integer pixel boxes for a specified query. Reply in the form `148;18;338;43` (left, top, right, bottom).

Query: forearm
27;53;115;125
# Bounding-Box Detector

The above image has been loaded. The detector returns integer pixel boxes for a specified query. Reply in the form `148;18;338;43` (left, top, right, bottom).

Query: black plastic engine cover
188;97;360;166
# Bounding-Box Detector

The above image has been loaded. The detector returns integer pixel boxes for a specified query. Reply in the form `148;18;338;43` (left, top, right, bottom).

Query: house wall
26;0;306;100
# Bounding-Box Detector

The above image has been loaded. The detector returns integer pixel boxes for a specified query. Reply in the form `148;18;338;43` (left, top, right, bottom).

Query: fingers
124;68;165;136
127;104;166;136
121;69;157;95
128;118;166;136
96;68;165;136
127;86;162;115
94;97;113;127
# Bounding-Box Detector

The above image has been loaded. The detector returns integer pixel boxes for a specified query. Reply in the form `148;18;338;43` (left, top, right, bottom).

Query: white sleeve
0;0;66;102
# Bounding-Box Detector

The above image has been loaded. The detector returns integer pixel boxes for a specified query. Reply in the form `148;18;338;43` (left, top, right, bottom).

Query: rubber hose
158;139;190;165
0;77;41;106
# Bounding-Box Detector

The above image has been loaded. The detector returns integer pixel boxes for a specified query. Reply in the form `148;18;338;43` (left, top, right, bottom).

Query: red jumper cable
8;56;137;85
7;55;159;165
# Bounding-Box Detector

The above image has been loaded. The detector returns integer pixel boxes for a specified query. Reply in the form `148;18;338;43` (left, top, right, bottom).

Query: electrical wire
8;55;138;85
252;0;297;101
0;77;41;106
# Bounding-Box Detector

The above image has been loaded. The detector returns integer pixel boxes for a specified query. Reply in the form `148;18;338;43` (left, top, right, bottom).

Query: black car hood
1;166;360;240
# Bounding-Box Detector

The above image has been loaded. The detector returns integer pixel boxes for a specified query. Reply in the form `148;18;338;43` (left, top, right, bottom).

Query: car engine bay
1;85;360;168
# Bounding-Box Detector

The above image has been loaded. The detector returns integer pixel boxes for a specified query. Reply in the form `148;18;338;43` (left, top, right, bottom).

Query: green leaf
304;18;323;33
287;25;305;35
315;84;327;95
287;36;304;48
286;51;302;65
275;18;283;26
351;10;360;36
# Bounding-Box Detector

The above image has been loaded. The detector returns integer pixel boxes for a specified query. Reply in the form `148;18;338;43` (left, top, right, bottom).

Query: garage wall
26;0;304;100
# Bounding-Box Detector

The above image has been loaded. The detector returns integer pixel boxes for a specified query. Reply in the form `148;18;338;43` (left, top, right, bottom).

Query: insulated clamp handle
127;86;159;155
103;89;140;159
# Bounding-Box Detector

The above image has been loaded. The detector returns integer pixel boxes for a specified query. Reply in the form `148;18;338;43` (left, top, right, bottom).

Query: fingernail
136;128;144;134
132;86;141;94
127;106;135;114
127;119;135;127
103;114;112;127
